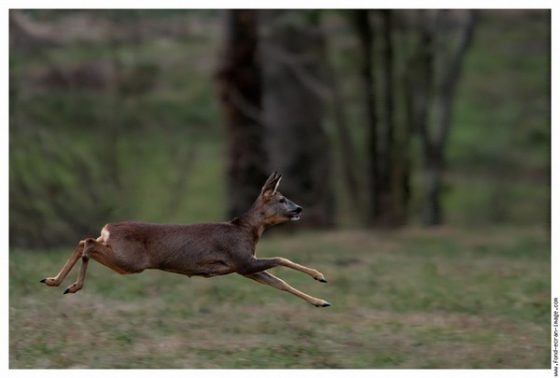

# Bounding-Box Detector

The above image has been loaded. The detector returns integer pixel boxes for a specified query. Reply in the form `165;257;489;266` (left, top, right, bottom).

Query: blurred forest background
10;9;550;247
9;9;551;369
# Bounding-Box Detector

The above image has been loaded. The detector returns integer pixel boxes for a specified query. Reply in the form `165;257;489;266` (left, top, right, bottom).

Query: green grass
10;227;549;368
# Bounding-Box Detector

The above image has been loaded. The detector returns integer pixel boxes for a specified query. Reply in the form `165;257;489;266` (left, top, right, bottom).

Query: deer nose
294;206;302;214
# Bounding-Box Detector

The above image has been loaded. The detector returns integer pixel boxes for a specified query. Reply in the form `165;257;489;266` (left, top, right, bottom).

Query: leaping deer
40;172;331;307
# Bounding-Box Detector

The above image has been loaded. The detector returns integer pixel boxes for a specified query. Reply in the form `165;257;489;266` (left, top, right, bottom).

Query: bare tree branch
261;44;332;101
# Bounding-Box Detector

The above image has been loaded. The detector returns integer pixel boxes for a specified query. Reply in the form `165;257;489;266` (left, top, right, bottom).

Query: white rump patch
97;226;110;243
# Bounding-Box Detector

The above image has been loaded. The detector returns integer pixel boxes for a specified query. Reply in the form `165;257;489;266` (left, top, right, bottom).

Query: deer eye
279;198;286;204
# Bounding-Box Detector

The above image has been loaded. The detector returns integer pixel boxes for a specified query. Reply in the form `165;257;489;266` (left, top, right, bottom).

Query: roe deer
40;172;331;307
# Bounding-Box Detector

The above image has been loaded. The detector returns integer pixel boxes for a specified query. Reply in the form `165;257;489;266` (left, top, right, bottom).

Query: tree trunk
421;151;444;225
378;9;400;225
352;10;380;225
320;18;363;216
261;10;335;228
217;10;269;218
415;11;438;225
397;11;416;224
379;9;394;193
417;10;476;226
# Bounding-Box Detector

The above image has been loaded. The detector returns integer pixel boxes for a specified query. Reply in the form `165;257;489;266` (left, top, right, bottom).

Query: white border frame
2;2;555;378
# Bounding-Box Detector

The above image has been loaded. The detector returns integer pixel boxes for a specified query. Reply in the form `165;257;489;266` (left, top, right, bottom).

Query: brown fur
41;172;330;307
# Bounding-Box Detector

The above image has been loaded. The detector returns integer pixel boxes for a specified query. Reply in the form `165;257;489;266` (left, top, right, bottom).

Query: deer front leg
238;257;327;282
40;241;85;287
243;271;331;307
275;257;327;283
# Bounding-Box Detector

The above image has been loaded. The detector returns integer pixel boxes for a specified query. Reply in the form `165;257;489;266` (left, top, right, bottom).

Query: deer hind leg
63;238;100;294
40;241;85;287
63;238;135;294
243;271;331;307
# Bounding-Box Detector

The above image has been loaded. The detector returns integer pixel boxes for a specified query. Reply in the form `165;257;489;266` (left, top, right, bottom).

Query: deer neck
232;204;267;242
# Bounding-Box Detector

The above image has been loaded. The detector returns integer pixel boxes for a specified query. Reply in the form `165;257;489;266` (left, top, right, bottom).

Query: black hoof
318;278;328;283
63;288;71;295
315;301;331;308
40;278;47;283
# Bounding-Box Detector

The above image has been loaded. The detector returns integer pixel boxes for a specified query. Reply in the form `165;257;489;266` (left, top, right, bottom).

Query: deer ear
260;171;282;196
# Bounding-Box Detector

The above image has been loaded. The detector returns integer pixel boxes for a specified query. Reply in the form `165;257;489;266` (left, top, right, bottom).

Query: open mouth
289;211;302;221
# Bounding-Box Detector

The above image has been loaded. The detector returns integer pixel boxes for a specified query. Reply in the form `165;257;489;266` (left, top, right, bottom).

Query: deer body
41;172;331;307
97;222;246;277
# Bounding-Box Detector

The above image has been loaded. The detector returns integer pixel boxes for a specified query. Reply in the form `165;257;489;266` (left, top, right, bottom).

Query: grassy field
10;226;549;368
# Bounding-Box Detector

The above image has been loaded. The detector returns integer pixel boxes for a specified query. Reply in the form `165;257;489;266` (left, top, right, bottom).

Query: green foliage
10;10;225;247
443;10;550;225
